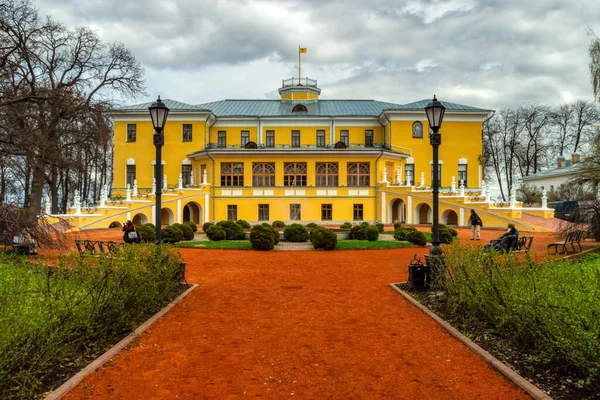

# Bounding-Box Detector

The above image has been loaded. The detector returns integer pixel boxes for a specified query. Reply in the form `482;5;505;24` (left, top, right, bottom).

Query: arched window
412;121;423;138
334;141;347;149
245;141;258;149
292;104;308;112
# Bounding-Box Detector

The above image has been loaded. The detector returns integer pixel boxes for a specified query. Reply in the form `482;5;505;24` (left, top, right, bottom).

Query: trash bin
408;254;427;289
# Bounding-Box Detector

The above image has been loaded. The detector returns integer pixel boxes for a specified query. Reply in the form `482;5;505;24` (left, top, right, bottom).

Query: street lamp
425;95;446;258
148;96;170;243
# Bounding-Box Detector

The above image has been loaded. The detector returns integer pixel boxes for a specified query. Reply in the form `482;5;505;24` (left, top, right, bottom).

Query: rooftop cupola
279;77;321;102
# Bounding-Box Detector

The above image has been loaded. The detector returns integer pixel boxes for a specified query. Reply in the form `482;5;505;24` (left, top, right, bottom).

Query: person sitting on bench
485;223;518;251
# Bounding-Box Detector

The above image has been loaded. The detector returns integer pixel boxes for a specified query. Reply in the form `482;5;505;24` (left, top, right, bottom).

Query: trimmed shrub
366;226;379;241
272;220;286;228
162;226;182;243
375;222;384;233
311;227;337;250
449;228;458;237
184;221;197;232
202;222;214;232
205;225;226;241
404;226;418;232
406;230;427;246
306;222;319;229
236;219;250;229
169;224;185;242
361;221;369;227
340;222;352;229
439;228;453;245
145;223;156;230
250;225;275;250
394;227;408;241
177;223;195;241
393;221;402;230
216;220;245;240
350;224;368;240
283;223;309;242
261;223;279;245
136;224;156;243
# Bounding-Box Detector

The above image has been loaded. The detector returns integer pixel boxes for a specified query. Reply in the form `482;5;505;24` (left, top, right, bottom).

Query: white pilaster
204;193;210;223
151;205;156;224
177;199;182;223
407;195;413;224
459;208;465;226
381;192;386;223
126;212;131;221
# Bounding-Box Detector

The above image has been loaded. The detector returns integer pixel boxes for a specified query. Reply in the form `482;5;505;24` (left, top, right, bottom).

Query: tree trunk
29;158;46;217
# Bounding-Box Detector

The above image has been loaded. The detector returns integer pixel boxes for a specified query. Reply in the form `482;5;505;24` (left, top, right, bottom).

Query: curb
44;284;199;400
389;283;552;400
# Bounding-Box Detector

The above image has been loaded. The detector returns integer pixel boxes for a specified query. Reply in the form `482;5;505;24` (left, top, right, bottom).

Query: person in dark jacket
122;220;139;243
469;209;482;240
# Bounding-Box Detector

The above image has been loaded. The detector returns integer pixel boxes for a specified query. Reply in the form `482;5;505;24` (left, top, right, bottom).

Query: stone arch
160;208;174;226
132;213;149;225
388;198;406;224
108;221;123;228
441;209;459;225
414;203;432;224
183;201;202;225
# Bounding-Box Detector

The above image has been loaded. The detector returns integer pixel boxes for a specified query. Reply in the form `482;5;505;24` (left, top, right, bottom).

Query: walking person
469;209;482;240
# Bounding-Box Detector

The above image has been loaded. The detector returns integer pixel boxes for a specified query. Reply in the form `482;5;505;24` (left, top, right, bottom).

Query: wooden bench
514;236;534;253
547;230;585;255
75;240;125;257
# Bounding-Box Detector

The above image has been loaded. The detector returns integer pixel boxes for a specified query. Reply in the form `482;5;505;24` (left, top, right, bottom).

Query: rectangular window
227;205;237;221
217;131;226;147
126;165;136;187
353;204;364;221
340;130;349;146
266;130;275;147
284;162;307;186
182;165;192;186
321;204;332;221
241;130;250;147
315;162;339;186
347;162;370;186
258;204;269;221
291;130;300;147
431;164;442;188
290;204;301;220
365;130;373;147
220;162;244;186
252;162;275;187
386;162;394;183
316;130;326;147
458;164;468;187
126;124;136;142
405;164;414;185
182;124;192;142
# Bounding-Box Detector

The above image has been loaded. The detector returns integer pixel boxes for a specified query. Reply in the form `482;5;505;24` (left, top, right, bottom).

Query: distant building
522;154;584;191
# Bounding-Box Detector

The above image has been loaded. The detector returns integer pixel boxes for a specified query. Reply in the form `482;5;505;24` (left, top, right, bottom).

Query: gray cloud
36;0;600;109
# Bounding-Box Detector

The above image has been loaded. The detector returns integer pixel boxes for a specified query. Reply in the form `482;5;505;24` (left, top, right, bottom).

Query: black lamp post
425;95;446;257
148;96;170;243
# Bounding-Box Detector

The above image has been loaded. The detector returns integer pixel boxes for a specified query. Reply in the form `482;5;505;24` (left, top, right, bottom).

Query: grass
335;240;412;249
177;240;253;249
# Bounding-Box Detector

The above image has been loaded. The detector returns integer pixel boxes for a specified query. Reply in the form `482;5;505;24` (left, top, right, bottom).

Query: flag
299;47;307;53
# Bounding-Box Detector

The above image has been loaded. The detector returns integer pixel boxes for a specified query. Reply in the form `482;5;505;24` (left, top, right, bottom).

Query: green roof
522;162;584;180
118;98;491;117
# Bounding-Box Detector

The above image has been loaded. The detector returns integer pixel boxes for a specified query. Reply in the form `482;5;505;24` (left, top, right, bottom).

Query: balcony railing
282;77;318;88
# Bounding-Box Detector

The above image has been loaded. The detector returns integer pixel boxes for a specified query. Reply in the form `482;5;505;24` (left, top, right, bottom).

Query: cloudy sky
37;0;600;109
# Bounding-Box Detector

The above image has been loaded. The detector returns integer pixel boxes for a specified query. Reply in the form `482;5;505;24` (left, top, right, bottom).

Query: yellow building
61;77;555;232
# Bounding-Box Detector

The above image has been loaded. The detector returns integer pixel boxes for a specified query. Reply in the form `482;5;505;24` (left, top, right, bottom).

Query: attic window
292;104;308;112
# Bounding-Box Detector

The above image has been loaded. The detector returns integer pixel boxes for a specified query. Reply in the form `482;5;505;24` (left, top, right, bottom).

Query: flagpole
298;45;301;84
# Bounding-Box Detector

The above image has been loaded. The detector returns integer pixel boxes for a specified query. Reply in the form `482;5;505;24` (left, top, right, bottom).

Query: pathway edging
389;283;552;400
44;284;199;400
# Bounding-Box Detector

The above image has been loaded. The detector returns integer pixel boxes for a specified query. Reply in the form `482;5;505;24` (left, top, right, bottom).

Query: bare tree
591;29;600;102
549;103;574;156
571;100;600;153
517;104;551;177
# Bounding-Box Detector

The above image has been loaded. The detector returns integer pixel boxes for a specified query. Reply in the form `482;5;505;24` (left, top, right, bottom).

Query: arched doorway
183;201;202;225
132;213;148;225
388;198;406;224
415;203;432;224
441;209;458;225
108;221;122;228
161;208;174;226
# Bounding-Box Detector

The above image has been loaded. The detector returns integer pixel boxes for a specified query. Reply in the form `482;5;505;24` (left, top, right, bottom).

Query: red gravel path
65;248;530;399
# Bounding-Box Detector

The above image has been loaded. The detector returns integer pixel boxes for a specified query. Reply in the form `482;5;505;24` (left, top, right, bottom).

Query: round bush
144;223;156;230
283;223;309;242
272;220;286;228
361;221;369;227
305;222;318;229
250;225;275;250
393;221;402;230
236;219;250;229
184;221;197;232
439;228;453;244
136;224;156;243
394;227;408;241
311;227;337;250
176;223;195;240
202;222;214;232
406;230;427;246
205;225;226;241
350;224;367;240
216;220;245;240
340;222;352;229
366;226;379;242
261;223;280;245
404;226;418;232
431;223;447;232
449;228;458;237
375;223;384;233
169;224;185;242
161;226;181;244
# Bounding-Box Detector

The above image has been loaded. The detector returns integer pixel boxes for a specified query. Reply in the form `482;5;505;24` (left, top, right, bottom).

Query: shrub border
389;283;551;400
44;284;198;400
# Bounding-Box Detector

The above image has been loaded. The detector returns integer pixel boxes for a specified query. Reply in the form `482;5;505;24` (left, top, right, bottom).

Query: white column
163;174;168;191
74;190;82;215
44;197;52;214
485;182;492;203
381;192;386;223
407;195;413;224
541;189;548;209
125;184;131;201
396;167;402;185
451;176;456;193
151;205;156;224
126;212;131;221
177;199;182;223
459;180;465;197
152;178;156;195
406;171;411;187
459;208;465;226
481;180;486;198
381;168;388;184
202;169;208;185
420;172;425;188
100;186;107;208
133;179;138;197
509;187;517;208
190;171;195;186
204;193;210;223
178;173;183;189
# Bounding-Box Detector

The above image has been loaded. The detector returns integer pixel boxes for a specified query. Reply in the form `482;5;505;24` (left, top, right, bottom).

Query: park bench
547;230;585;255
514;236;534;253
74;240;125;257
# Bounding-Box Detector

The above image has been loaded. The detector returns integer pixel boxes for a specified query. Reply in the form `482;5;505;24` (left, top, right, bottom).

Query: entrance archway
415;203;432;224
388;198;406;224
132;213;148;225
441;209;458;225
161;208;174;226
183;201;202;225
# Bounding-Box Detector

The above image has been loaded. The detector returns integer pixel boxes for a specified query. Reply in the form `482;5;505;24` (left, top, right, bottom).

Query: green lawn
335;240;412;250
177;240;252;249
